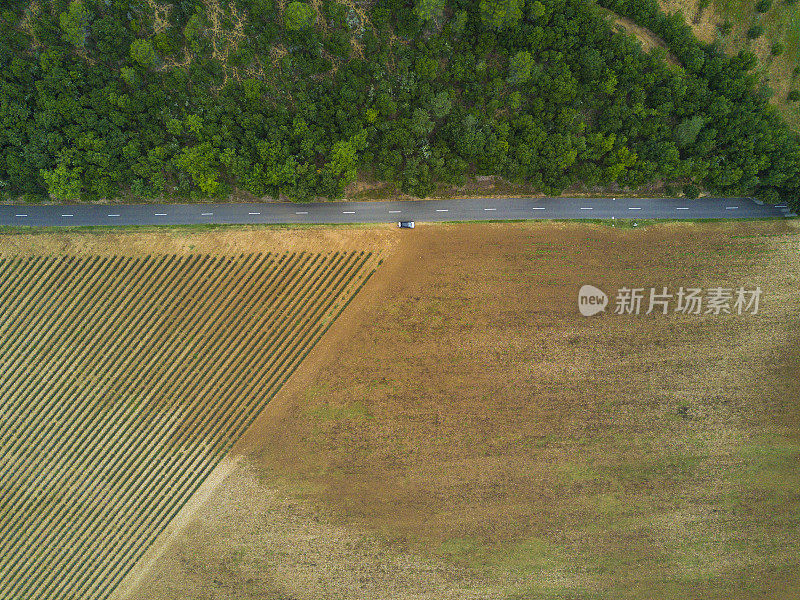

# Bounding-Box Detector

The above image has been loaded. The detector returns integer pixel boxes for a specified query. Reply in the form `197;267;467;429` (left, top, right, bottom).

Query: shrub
747;25;764;39
718;20;732;35
771;43;784;55
756;0;772;12
788;90;800;102
683;184;700;199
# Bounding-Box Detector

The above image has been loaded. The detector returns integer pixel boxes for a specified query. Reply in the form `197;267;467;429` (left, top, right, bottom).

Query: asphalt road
0;197;793;227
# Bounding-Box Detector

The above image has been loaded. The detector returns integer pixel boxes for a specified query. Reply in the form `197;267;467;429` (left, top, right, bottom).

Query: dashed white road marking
108;214;120;217
676;207;689;210
201;212;213;216
342;211;356;214
725;206;738;210
531;207;546;210
248;212;261;215
15;214;27;217
436;209;448;212
628;207;641;210
61;214;73;217
580;207;593;210
483;208;496;211
295;211;308;215
389;210;401;213
154;213;167;216
775;205;787;208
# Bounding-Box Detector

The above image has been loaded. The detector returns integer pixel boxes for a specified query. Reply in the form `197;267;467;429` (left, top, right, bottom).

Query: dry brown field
88;220;800;600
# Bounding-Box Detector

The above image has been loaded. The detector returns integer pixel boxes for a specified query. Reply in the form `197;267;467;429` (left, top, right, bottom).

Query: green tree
185;114;203;137
415;0;446;23
528;0;545;19
321;137;360;197
410;108;434;137
130;39;156;68
41;151;83;200
284;2;315;30
508;50;534;83
430;90;452;119
480;0;524;29
449;10;468;35
674;115;709;149
59;0;90;47
166;119;183;136
173;142;221;196
415;55;438;80
131;146;167;197
120;66;137;86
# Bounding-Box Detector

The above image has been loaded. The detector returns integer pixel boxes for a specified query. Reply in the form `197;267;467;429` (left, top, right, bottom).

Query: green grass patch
614;452;705;485
557;460;603;484
437;535;568;573
729;436;800;496
506;587;603;600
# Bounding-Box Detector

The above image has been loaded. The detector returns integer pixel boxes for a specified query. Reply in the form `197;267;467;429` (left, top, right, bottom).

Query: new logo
578;285;608;316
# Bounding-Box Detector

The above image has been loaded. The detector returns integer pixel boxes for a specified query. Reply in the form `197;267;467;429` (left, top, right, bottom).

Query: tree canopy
284;2;315;30
0;0;797;208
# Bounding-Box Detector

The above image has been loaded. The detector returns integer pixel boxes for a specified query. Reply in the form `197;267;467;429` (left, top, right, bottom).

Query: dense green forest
0;0;798;205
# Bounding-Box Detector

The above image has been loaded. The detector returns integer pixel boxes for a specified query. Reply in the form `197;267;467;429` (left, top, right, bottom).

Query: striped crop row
0;250;379;600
